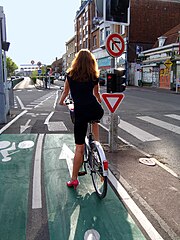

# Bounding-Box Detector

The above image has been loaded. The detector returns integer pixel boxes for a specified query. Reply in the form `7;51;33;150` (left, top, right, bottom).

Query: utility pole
0;6;7;123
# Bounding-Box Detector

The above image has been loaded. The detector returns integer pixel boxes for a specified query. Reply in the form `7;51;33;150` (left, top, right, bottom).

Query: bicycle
66;98;108;199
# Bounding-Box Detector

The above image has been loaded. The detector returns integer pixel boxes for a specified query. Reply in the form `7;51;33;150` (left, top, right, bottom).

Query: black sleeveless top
67;74;99;106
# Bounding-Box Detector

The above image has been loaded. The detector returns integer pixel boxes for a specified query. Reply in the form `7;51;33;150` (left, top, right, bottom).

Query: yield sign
102;93;124;113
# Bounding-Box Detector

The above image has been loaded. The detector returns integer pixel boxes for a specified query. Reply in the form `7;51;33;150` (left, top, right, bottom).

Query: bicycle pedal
78;171;87;176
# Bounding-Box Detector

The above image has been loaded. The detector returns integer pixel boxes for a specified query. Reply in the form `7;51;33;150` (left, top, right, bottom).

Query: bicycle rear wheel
91;147;107;199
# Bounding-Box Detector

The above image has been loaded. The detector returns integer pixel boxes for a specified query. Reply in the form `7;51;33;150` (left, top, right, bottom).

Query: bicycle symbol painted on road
0;140;34;162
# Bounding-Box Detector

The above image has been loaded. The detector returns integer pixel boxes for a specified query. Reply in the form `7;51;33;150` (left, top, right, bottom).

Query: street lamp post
0;7;7;123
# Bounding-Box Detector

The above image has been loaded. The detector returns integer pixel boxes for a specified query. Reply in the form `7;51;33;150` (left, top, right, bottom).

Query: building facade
64;0;180;88
139;24;180;90
128;0;180;88
66;36;76;70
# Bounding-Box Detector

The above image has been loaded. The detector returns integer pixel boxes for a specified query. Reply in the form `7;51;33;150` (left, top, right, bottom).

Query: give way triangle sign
102;93;124;113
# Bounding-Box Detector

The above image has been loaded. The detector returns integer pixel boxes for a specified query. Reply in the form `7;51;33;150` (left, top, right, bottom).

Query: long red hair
67;49;99;81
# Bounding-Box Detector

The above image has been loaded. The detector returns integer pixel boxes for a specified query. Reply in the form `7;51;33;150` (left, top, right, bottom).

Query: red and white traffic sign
102;93;124;113
105;33;125;58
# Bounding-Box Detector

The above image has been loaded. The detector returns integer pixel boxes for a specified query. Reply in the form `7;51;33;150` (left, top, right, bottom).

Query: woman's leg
92;122;99;141
71;144;84;180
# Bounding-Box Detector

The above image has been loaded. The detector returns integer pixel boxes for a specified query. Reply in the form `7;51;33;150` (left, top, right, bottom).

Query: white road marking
137;116;180;134
20;119;31;133
32;134;44;209
100;123;179;178
60;143;163;240
44;111;54;124
0;110;27;134
47;122;67;131
26;104;36;107
108;170;164;240
16;96;31;110
59;143;74;177
119;120;161;142
165;114;180;121
53;90;59;109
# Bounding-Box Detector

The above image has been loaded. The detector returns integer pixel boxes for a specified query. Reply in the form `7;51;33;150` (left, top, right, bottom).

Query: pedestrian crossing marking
118;120;161;142
165;114;180;121
137;116;180;135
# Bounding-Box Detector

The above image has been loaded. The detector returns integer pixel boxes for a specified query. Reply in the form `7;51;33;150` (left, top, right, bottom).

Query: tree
6;57;18;77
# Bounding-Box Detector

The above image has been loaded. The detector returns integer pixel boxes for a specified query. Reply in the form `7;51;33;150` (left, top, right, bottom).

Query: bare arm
93;83;102;103
59;78;70;105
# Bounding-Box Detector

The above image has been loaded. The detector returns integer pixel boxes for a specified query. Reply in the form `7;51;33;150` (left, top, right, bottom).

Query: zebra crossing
40;112;180;142
118;113;180;143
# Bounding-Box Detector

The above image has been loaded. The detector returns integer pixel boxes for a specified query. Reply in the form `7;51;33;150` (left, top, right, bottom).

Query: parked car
99;77;105;86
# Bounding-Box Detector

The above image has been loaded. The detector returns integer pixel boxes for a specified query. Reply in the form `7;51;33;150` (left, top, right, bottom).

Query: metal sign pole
109;53;118;152
109;112;118;152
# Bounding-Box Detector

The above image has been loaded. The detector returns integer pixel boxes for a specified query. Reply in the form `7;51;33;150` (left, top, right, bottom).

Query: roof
153;23;180;48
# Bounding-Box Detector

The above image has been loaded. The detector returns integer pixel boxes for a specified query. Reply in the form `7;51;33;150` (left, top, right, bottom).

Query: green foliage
31;70;37;84
41;65;46;75
6;57;18;77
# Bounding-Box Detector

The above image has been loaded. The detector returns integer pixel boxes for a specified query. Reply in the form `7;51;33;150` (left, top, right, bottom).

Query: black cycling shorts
74;102;104;145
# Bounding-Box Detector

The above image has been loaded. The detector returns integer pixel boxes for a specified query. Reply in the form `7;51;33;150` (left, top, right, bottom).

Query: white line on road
32;134;44;209
0;110;27;134
119;120;161;142
53;90;59;109
100;123;179;178
137;116;180;134
16;96;31;110
44;111;54;124
108;170;164;240
60;143;164;240
47;122;67;131
165;114;180;121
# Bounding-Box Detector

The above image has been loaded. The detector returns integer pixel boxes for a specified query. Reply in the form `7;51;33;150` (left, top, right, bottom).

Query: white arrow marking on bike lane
20;119;31;133
59;143;101;240
59;143;74;176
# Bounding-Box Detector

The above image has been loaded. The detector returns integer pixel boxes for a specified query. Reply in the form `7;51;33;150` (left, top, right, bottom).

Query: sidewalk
99;127;180;240
127;85;180;95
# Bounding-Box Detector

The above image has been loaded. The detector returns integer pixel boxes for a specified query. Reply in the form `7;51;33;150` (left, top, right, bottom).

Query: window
120;25;125;35
100;28;105;45
85;39;88;48
93;35;97;47
100;28;104;42
105;26;110;38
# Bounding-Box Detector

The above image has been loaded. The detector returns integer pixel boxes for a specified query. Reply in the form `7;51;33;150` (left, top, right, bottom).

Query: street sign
102;93;124;113
164;59;173;68
38;69;42;75
105;33;125;58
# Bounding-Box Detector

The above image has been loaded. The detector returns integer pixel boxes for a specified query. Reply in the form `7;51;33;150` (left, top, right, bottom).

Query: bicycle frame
65;98;108;198
85;122;108;177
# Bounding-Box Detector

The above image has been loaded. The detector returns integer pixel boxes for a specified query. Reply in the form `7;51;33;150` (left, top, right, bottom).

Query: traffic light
106;69;126;93
105;0;130;25
107;73;116;93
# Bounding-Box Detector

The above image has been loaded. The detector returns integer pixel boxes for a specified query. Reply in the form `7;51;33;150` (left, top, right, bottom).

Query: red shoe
66;179;79;190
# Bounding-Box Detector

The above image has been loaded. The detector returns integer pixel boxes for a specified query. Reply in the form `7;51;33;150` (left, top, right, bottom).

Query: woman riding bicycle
59;49;104;190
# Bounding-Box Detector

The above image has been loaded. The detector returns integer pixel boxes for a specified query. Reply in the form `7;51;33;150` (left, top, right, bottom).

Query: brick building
65;0;180;86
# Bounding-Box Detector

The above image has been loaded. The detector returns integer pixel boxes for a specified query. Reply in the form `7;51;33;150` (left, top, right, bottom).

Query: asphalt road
0;79;180;240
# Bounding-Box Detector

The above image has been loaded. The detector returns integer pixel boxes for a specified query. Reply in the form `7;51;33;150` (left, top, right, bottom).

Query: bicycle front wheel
91;147;107;199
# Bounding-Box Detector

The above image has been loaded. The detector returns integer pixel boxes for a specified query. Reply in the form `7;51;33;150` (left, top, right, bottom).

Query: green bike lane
0;134;37;240
0;133;146;240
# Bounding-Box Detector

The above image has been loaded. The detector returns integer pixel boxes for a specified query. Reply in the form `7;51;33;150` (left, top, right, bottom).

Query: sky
0;0;81;67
